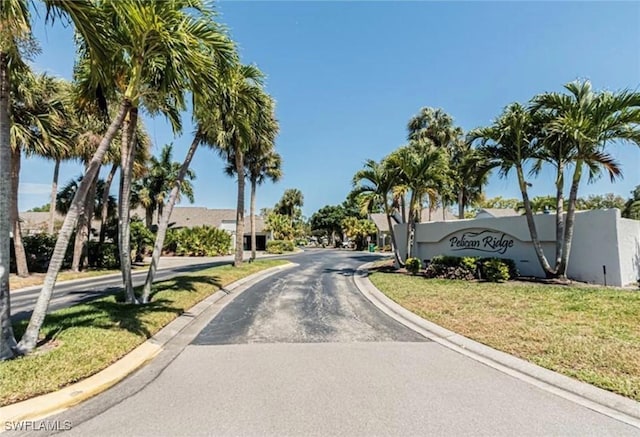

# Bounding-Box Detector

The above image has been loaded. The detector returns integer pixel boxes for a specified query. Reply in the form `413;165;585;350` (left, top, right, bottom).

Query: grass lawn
370;272;640;402
1;259;288;406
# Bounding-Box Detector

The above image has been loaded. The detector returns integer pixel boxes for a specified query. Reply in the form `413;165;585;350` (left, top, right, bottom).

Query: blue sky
21;1;640;217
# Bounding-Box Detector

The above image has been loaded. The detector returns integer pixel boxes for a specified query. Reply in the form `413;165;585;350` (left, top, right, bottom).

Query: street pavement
16;249;640;436
11;252;276;320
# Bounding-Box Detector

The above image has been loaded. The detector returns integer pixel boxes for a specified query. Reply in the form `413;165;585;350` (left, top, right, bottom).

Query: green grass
370;272;640;402
1;259;288;406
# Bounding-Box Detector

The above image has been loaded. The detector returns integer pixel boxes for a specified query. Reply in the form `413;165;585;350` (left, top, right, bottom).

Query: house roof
131;207;267;233
475;208;520;218
370;207;458;232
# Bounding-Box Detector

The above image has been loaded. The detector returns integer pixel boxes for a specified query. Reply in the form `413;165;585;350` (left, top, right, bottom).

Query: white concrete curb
354;262;640;430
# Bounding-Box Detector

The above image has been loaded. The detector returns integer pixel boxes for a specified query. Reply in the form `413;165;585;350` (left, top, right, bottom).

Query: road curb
354;262;640;430
0;262;295;426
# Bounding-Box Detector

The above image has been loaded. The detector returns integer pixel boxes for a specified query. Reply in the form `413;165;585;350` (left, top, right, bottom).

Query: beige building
370;207;458;248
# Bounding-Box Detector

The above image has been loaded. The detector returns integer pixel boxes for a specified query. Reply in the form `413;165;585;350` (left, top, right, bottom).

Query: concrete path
16;250;640;436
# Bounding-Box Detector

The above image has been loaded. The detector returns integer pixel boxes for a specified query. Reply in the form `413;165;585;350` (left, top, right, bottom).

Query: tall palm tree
212;63;266;267
141;52;238;303
531;80;640;278
352;159;403;266
0;0;31;360
16;0;233;354
386;143;447;259
225;95;281;260
470;102;555;277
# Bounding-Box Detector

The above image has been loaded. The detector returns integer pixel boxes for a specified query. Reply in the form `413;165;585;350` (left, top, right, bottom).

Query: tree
470;103;555;277
134;143;196;229
385;142;447;260
352;159;403;265
0;0;31;359
516;195;557;214
275;188;304;226
575;193;626;211
341;217;376;251
532;80;640;278
476;196;519;210
265;211;295;241
309;205;346;246
623;185;640;220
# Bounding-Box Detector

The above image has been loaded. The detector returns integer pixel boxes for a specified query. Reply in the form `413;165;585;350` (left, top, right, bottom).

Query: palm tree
469;102;555;277
16;0;233;354
385;143;447;259
531;80;640;278
0;0;31;359
276;188;304;224
224;95;281;260
212;63;267;267
134;144;196;229
141;53;239;303
352;159;403;265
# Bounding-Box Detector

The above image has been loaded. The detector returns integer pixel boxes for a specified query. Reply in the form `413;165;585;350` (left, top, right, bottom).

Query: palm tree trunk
118;107;138;303
142;133;201;303
516;166;555;278
82;171;99;269
405;192;416;260
145;207;153;230
10;147;28;277
72;165;91;272
458;189;465;219
234;149;245;267
16;100;131;355
99;163;117;244
557;162;583;279
48;159;60;234
554;163;565;271
0;53;18;360
250;178;257;260
385;206;403;267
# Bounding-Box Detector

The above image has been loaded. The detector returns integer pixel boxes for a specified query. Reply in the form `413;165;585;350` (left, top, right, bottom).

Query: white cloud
19;183;52;195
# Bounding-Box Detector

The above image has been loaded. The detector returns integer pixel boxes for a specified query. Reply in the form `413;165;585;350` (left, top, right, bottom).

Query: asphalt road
17;250;640;436
11;254;264;320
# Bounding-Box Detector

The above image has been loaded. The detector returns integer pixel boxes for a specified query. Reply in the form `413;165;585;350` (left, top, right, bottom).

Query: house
19;207;270;251
370;207;458;248
131;207;269;251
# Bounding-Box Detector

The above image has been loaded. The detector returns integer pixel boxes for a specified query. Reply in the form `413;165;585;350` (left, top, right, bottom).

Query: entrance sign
449;230;515;255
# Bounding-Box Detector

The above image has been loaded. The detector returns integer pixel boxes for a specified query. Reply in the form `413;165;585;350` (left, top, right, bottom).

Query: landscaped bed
1;259;288;406
369;270;640;402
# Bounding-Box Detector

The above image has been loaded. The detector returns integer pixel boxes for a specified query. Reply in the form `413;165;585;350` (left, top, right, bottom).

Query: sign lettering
449;230;515;255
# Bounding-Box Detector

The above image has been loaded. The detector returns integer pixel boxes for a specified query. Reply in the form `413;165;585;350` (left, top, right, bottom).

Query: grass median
1;259;288;406
369;272;640;402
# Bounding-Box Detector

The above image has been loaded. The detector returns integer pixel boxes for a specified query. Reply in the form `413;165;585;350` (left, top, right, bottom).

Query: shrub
87;242;120;269
266;240;295;254
405;257;422;275
165;226;231;256
477;257;518;279
11;234;73;273
130;220;154;262
481;258;510;282
425;255;477;280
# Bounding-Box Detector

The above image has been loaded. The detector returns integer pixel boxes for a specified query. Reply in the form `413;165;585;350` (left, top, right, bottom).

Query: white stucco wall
396;209;640;286
618;217;640;287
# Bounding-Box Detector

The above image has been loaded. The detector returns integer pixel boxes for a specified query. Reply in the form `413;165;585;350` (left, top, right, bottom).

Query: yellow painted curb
0;342;161;425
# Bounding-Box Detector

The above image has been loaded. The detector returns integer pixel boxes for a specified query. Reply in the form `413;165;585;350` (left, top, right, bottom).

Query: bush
266;240;295;254
167;226;231;256
481;258;510;282
405;257;422;275
11;234;73;273
130;220;154;262
87;242;120;269
424;255;517;281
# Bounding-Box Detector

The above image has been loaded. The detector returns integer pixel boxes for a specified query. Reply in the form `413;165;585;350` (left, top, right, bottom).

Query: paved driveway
27;250;640;436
